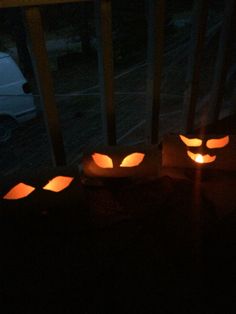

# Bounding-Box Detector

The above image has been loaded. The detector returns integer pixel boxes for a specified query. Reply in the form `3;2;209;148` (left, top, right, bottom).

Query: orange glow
187;151;216;164
92;153;113;168
195;154;204;163
206;135;229;149
179;135;202;147
120;152;145;167
43;176;74;192
3;183;35;200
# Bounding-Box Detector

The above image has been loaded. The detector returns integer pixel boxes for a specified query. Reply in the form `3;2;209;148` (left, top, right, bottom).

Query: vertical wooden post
146;0;165;144
210;0;236;123
95;0;116;145
24;6;66;166
183;0;209;133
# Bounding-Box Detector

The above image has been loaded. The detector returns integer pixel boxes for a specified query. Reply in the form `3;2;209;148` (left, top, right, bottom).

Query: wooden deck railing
0;0;235;166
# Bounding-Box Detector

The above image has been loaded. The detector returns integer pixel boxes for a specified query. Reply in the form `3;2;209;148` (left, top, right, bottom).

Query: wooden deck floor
1;167;236;313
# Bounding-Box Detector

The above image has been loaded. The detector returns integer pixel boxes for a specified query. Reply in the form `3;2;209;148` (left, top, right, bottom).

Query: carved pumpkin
179;135;229;164
3;176;74;200
0;167;88;232
0;168;86;226
162;134;235;171
82;145;160;182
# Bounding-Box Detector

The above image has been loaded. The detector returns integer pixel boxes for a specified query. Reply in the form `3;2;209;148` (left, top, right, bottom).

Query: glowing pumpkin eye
3;183;35;200
179;135;202;147
206;135;229;149
43;176;74;192
120;152;145;167
92;153;113;168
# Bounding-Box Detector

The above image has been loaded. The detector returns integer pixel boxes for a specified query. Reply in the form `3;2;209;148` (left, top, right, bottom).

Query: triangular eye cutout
3;182;35;200
120;152;145;167
43;176;74;192
206;136;229;149
92;153;113;168
179;135;202;147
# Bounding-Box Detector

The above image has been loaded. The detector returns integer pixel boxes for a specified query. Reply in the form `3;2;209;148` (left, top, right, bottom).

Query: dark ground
1;167;236;313
2;112;235;314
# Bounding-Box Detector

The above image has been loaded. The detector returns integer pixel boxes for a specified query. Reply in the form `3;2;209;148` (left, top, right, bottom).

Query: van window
0;57;24;86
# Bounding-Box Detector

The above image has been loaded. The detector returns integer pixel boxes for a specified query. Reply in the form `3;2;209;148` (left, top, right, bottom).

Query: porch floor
2;114;236;314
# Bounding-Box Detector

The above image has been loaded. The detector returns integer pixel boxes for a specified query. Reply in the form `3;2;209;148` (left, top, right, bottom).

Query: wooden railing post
210;0;236;124
24;6;66;166
183;0;209;133
146;0;165;144
95;0;116;145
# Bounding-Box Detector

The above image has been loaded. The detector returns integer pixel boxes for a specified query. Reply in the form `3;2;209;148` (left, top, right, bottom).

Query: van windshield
0;57;24;86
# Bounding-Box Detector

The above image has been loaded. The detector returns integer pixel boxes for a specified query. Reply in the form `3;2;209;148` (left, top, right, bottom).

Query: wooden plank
24;6;66;166
210;0;236;123
183;0;209;133
95;0;116;145
0;0;91;8
146;0;165;144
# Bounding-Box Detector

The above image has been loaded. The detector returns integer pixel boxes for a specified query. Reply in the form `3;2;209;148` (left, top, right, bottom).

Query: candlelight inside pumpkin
92;153;113;168
120;152;145;167
179;135;202;147
179;134;230;164
43;176;74;192
187;151;216;164
206;136;229;149
3;183;35;200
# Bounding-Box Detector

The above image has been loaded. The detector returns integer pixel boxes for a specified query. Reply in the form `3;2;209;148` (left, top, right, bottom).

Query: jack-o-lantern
162;134;236;171
179;134;229;164
82;145;160;183
0;168;86;228
3;176;74;200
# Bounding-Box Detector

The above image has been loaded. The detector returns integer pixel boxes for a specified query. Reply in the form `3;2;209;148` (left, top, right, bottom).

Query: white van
0;52;37;142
